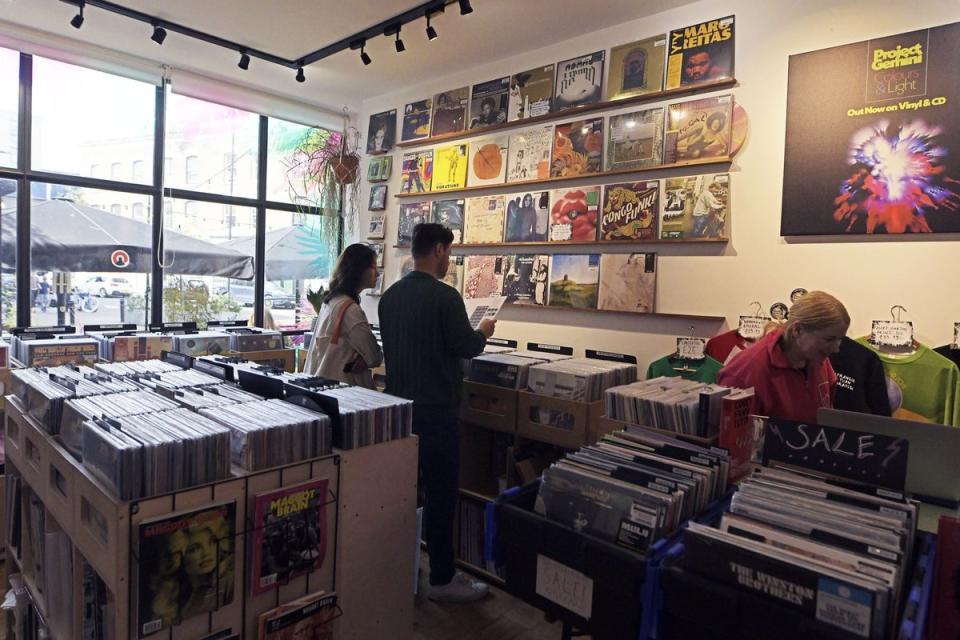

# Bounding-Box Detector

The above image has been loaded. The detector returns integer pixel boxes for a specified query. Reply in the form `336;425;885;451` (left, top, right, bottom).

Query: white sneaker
427;570;490;602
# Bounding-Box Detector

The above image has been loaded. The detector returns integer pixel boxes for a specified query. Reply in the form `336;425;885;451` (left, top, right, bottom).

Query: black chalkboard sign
763;419;909;491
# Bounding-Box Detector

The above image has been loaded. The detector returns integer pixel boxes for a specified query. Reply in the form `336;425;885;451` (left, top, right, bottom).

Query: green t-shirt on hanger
645;355;724;383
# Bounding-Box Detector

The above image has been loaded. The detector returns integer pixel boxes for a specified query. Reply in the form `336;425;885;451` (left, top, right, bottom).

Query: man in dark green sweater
379;223;496;602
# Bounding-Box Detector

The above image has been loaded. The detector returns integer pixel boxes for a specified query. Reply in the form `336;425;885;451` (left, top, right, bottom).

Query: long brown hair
324;243;376;304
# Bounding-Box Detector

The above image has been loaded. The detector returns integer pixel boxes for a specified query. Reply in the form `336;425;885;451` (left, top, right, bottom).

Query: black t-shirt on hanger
829;337;891;417
934;344;960;370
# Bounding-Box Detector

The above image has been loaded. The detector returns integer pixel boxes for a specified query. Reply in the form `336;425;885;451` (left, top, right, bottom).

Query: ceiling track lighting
458;0;473;16
238;50;251;70
395;32;405;53
385;24;405;53
70;0;84;29
426;15;438;40
150;22;167;45
361;46;372;66
295;66;305;83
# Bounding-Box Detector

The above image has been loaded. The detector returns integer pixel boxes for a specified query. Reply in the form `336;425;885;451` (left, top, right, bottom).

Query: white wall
355;0;960;371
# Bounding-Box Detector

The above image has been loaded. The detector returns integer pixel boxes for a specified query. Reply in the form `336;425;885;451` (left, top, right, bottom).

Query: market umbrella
221;224;333;281
0;199;254;278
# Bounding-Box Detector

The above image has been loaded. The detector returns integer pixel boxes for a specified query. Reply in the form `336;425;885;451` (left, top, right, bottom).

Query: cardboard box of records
460;381;519;434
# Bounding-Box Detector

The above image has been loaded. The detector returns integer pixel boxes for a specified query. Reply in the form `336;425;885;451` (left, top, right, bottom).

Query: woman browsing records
304;244;383;388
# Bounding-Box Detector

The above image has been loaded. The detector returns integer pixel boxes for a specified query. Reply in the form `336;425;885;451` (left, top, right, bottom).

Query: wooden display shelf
395;78;738;149
504;305;726;323
394;155;732;199
515;391;607;449
460;380;519;433
393;237;728;249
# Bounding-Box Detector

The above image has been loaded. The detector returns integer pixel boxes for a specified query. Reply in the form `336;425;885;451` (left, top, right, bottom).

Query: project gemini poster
781;22;960;235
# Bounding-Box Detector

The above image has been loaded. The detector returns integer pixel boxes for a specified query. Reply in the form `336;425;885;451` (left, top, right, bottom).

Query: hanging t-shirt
934;345;960;371
705;329;756;365
829;337;891;417
646;355;723;383
856;338;960;427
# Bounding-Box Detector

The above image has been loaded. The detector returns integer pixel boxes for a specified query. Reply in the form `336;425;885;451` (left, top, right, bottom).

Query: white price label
871;320;913;347
535;554;593;619
677;337;706;360
738;315;767;340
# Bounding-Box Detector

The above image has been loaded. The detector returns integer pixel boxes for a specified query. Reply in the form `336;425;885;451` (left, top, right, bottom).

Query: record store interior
1;0;960;638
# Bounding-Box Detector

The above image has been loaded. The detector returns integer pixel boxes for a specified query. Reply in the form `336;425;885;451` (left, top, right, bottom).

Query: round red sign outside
111;249;131;268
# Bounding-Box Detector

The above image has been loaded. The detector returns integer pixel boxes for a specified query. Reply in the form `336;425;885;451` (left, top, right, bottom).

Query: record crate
460;380;518;434
594;415;719;448
515;390;608;449
224;347;296;372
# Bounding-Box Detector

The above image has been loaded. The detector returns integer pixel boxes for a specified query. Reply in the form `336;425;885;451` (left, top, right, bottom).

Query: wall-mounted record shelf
394;156;732;199
393;237;728;250
395;78;738;149
503;305;725;322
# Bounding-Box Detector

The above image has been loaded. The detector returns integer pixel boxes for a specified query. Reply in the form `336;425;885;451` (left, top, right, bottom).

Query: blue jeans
413;411;460;586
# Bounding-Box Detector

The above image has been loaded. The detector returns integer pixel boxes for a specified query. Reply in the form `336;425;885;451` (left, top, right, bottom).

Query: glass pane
31;57;155;182
0;47;18;169
163;198;255;327
165;91;258;197
29;185;152;327
0;179;17;329
267;117;340;207
264;210;338;334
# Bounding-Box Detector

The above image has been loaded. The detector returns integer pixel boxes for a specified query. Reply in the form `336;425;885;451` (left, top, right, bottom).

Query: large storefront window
0;47;18;169
0;180;17;329
267;118;338;206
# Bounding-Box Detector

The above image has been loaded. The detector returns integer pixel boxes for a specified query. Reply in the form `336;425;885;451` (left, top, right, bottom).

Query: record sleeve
554;51;605;110
463;195;506;244
469;76;510;129
598;253;656;313
665;16;735;90
606;107;664;171
548;254;600;309
366;109;396;154
401;98;432;142
432;198;465;244
463;255;506;299
468;135;509;186
367;214;385;239
400;150;433;193
441;255;465;293
397;201;432;246
504;190;549;242
506;125;553;182
600;181;659;241
608;35;667;100
508;65;554;120
368;185;387;211
549;186;600;242
251;479;329;596
258;592;337;640
367;156;392;183
370;242;385;268
502;254;549;306
432;143;469;191
660;173;729;239
663;95;733;165
430;86;469;137
551;118;603;178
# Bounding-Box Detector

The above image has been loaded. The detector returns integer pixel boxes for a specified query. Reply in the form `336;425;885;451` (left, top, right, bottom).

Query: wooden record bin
515;390;607;450
459;380;519;434
595;415;719;448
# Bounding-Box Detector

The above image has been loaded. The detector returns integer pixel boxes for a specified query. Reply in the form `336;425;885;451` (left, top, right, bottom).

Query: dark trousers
413;413;460;586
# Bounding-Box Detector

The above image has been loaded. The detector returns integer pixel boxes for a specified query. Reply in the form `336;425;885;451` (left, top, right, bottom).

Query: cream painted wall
355;0;960;372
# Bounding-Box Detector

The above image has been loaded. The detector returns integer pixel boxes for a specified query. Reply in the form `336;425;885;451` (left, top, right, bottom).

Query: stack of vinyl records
95;359;184;377
526;357;638;402
467;353;552;389
681;466;916;640
106;333;173;362
81;408;232;500
167;383;263;411
509;349;572;362
605;377;743;437
135;367;223;391
535;425;729;553
222;326;283;352
13;335;100;367
301;386;414;450
171;330;232;356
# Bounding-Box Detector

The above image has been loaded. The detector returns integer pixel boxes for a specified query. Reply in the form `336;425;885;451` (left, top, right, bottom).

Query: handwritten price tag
677;337;706;360
871;320;913;347
738;315;767;340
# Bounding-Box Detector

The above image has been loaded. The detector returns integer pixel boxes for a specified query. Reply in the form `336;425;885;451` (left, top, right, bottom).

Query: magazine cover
463;255;506;299
504;190;549;242
400;150;433;193
397;201;432;245
137;502;236;637
258;591;337;640
509;65;554;120
371;242;385;268
548;254;600;309
469;77;510;129
506;125;553;182
554;51;605;110
663;95;733;164
502;254;549;306
463;195;506;244
551;118;603;177
367;155;392;182
608;35;667;100
367;214;385;239
600;181;659;241
468;135;509;186
432;198;465;243
598;253;657;313
251;479;329;596
432;143;469;191
368;185;387;211
660;173;729;239
366;109;397;154
441;255;465;293
549;186;601;242
665;16;735;89
782;22;960;235
430;86;469;137
606;107;664;171
402;98;432;142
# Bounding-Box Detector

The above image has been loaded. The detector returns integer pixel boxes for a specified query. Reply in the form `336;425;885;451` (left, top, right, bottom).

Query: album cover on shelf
549;186;600;242
504;190;549;242
367;156;393;183
508;64;554;120
463;195;506;244
368;185;387;211
432;143;469;191
432;198;465;243
399;255;415;278
469;76;510;129
370;242;385;268
112;335;174;362
367;214;386;239
400;149;434;193
506;125;553;182
441;255;465;294
598;253;657;313
606;107;664;171
554;51;605;110
402;98;433;142
660;173;729;239
366;273;384;297
366;109;396;154
665;15;735;90
463;255;506;299
397;201;432;246
251;479;329;596
548;254;600;309
551;118;603;177
600;181;659;241
663;95;733;165
502;254;549;306
468;135;509;186
607;35;667;100
431;86;469;137
258;592;337;640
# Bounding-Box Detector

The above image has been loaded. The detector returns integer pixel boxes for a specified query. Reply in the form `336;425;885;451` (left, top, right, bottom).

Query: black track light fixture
395;31;405;53
361;46;372;65
385;24;405;53
238;50;250;70
150;22;167;45
70;0;84;29
295;66;305;83
426;16;438;41
458;0;473;16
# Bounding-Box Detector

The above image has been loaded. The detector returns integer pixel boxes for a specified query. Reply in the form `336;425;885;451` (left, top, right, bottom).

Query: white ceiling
0;0;696;112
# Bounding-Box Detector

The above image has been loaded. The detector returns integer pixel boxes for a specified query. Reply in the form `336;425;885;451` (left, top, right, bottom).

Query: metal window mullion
15;53;32;327
254;115;268;327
